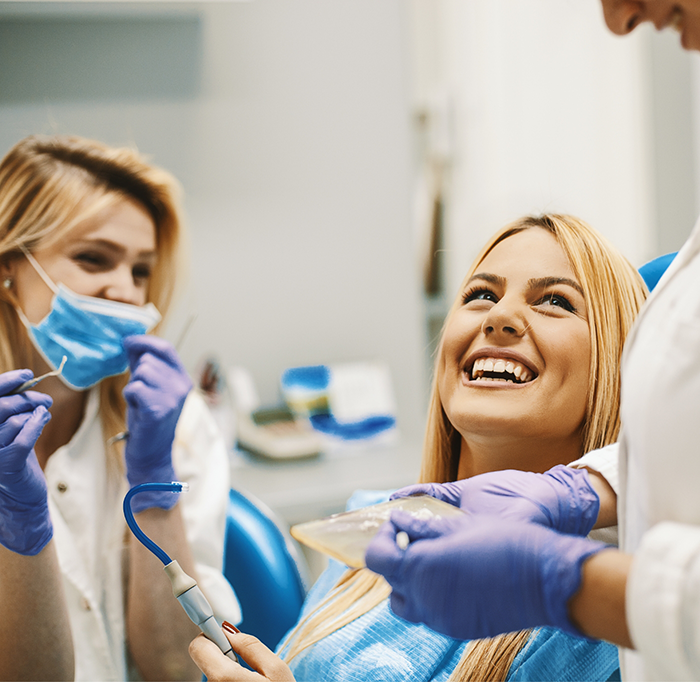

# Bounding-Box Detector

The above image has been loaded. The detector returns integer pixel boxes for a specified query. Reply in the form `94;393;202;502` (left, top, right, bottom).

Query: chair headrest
638;252;677;292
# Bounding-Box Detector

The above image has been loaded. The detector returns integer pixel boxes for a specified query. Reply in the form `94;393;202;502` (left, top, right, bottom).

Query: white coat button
57;482;68;493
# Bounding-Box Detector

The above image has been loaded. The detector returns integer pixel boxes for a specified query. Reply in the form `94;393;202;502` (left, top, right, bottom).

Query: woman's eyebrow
528;276;584;296
466;272;505;287
74;238;157;260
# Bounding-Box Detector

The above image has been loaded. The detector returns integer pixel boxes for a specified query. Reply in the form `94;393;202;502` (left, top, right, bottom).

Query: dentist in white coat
363;2;700;681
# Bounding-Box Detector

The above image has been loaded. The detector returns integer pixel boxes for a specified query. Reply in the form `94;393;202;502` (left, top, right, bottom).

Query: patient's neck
456;432;582;479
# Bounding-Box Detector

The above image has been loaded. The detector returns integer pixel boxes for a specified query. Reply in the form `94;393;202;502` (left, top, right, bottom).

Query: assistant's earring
2;278;11;289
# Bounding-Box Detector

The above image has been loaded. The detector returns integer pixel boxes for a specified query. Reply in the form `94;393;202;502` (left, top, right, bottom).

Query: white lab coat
45;388;241;681
579;214;700;681
571;443;620;547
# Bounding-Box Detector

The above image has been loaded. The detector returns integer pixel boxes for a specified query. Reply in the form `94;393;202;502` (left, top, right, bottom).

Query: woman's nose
481;298;526;338
101;267;143;306
601;0;645;36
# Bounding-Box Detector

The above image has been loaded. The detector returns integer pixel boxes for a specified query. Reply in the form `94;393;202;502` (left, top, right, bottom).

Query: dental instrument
174;312;197;351
106;431;129;446
123;482;238;662
107;319;195;447
9;355;67;394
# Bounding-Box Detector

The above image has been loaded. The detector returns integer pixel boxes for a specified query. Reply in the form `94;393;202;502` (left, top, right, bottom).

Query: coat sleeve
627;522;700;679
569;443;619;546
569;442;620;494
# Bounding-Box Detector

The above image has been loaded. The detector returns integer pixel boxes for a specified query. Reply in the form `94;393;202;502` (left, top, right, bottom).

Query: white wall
649;28;698;254
0;1;428;440
2;0;698;446
409;0;659;300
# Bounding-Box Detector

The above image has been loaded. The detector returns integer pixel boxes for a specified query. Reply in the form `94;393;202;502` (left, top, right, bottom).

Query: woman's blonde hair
280;214;647;680
0;134;185;465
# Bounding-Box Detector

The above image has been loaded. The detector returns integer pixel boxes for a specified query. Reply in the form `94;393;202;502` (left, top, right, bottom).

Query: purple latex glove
123;336;192;513
0;370;53;555
365;510;608;641
392;465;599;536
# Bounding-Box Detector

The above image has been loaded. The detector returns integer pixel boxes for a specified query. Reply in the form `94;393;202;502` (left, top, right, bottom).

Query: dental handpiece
123;482;238;662
164;560;238;661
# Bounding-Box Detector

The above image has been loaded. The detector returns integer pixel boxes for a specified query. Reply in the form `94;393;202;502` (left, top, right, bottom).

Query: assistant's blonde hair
281;214;646;680
0;134;185;467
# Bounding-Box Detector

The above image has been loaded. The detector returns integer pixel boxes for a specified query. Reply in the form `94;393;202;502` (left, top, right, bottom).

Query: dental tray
290;495;466;568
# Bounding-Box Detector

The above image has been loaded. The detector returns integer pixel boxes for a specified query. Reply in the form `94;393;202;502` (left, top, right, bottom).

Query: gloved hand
365;510;608;641
392;465;600;536
123;336;192;513
0;370;53;555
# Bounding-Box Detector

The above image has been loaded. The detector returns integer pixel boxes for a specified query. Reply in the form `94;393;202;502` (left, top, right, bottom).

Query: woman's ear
1;258;12;280
0;254;18;294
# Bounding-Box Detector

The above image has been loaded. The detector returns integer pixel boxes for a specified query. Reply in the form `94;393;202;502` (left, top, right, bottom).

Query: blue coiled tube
123;481;188;564
123;481;238;662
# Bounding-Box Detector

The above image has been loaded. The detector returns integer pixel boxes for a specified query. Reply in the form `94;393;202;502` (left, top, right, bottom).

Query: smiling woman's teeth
470;358;533;383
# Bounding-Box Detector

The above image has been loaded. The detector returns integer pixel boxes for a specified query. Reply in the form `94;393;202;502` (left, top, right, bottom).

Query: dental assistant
0;135;239;681
364;3;700;681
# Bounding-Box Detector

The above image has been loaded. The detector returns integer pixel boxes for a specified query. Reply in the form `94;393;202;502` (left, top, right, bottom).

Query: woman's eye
132;265;152;282
74;252;107;269
463;288;498;305
536;294;576;313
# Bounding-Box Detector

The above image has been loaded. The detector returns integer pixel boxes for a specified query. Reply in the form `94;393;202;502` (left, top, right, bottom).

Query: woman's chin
452;408;543;439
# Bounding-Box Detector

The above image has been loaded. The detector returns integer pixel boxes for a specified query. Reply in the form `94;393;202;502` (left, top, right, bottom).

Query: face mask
16;248;161;390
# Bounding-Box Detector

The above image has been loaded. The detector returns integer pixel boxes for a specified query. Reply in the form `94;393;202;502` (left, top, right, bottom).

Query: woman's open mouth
467;357;537;384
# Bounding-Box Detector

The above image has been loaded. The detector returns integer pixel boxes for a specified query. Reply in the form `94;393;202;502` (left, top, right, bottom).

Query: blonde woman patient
190;214;646;682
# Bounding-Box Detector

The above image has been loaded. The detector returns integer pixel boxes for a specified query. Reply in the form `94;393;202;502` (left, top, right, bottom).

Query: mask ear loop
13;246;59;329
19;245;59;295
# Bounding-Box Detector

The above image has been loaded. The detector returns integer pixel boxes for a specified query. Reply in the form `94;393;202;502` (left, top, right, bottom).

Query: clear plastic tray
290;495;466;568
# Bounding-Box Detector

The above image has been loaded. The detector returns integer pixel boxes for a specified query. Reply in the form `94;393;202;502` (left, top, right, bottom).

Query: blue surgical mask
16;248;161;390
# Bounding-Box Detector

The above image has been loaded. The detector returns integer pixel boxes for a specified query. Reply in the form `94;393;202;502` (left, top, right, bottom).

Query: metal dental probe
9;356;68;394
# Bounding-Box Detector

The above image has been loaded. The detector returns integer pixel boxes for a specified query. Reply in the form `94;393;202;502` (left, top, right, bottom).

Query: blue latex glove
123;336;192;513
365;510;608;641
392;465;600;536
0;370;53;555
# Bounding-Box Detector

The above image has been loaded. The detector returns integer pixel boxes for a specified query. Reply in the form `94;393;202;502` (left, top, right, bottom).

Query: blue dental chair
222;488;308;652
639;252;677;291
